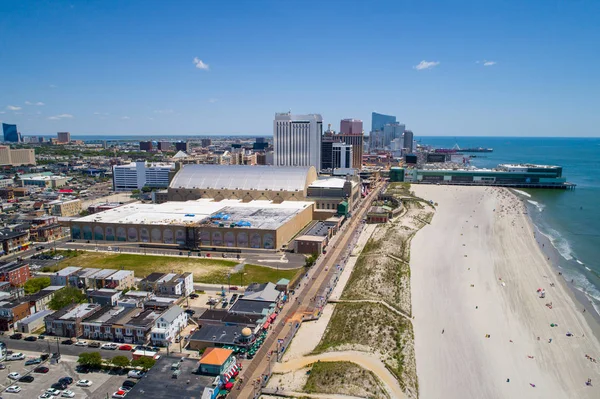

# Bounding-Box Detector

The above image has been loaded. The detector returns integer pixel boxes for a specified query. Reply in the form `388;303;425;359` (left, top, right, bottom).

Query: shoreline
410;185;600;399
516;192;600;343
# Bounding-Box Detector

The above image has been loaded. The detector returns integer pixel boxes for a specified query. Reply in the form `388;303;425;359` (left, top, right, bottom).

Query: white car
46;388;61;396
8;372;21;380
39;394;55;399
74;341;88;347
76;380;93;387
61;390;75;398
128;370;144;379
6;385;22;393
101;343;118;350
7;353;25;361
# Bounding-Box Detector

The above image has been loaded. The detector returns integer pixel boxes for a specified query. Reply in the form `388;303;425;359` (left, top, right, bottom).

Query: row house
0;300;31;331
81;306;138;341
29;216;63;242
102;270;135;290
44;303;102;338
0;260;31;287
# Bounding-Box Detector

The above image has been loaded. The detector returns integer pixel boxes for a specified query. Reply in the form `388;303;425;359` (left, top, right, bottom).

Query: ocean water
420;136;600;314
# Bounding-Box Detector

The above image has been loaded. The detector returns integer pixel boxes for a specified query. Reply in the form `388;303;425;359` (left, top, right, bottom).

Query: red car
34;366;49;373
119;344;132;351
230;286;239;291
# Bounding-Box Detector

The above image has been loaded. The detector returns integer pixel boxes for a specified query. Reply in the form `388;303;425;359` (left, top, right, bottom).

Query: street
231;181;384;398
0;336;134;360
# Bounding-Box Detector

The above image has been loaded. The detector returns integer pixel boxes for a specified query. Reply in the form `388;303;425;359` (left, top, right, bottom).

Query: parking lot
0;351;132;399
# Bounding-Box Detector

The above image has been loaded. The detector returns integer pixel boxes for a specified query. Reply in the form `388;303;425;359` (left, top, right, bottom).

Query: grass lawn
47;251;301;285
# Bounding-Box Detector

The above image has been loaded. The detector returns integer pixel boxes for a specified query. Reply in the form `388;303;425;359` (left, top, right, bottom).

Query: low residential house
0;300;30;331
103;270;135;290
155;273;194;297
24;286;64;313
15;309;54;333
44;303;102;338
0;260;31;287
150;305;188;346
68;267;101;289
122;308;163;344
81;305;138;341
143;296;178;311
138;273;165;292
87;269;118;289
50;266;82;286
87;289;121;306
29;216;63;242
118;291;152;308
0;229;30;255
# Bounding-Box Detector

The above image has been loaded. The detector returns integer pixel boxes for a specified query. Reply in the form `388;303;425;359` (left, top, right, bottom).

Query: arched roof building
167;165;318;202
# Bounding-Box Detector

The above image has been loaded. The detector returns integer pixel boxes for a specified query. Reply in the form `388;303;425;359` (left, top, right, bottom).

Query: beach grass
312;302;416;395
304;361;389;399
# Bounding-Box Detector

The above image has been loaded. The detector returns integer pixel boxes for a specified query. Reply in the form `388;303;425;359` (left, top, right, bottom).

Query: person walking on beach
442;329;445;334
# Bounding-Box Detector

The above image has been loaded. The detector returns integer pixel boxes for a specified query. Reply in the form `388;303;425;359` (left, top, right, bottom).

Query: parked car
230;286;239;291
59;377;73;385
184;309;195;315
9;333;22;340
0;363;6;369
112;390;127;398
39;334;46;340
61;339;73;345
7;353;25;361
34;366;50;373
19;375;34;383
118;344;132;351
128;370;145;379
74;340;88;347
41;354;50;361
101;343;118;350
61;390;75;398
24;336;38;342
230;294;238;304
51;382;67;391
46;388;61;396
122;380;136;388
189;293;199;299
25;358;42;365
38;393;55;399
120;385;132;391
76;380;93;387
6;385;22;393
8;372;21;380
88;341;101;348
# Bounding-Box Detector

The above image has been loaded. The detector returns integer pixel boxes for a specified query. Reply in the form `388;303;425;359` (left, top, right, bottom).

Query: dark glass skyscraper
371;112;396;132
2;123;20;143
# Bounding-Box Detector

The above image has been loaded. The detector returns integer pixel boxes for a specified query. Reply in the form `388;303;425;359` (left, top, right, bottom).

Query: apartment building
150;305;188;346
44;303;103;338
0;260;31;287
50;199;82;217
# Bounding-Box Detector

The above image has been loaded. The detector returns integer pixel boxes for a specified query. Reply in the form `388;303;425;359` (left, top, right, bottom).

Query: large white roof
169;165;315;191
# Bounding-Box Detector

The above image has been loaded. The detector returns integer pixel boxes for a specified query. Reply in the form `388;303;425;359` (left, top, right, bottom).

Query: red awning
232;370;239;377
269;313;277;321
263;321;270;329
225;382;234;390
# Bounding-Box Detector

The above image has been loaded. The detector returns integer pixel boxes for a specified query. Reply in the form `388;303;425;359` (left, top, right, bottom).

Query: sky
1;0;599;137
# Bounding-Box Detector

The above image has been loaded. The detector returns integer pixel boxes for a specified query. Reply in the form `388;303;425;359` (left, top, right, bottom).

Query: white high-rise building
273;112;323;170
332;143;353;169
112;162;174;191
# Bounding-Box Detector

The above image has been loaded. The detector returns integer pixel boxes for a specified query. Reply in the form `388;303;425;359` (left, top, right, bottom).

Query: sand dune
410;185;600;399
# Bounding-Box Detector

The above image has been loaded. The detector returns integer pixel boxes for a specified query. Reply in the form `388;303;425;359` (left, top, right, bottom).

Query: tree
304;253;318;267
24;276;51;294
111;356;130;369
141;186;152;193
77;352;102;368
48;286;87;311
131;357;156;371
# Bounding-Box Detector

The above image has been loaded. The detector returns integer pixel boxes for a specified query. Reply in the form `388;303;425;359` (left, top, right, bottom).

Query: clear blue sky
1;0;599;137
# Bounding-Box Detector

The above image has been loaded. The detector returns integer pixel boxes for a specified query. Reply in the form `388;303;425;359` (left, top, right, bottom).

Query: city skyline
1;1;599;137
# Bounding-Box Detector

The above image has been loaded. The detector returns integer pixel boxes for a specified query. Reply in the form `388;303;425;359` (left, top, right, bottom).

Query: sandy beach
411;185;600;399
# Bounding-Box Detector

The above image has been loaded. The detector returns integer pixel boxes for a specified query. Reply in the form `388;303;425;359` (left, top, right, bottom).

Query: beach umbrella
225;382;234;390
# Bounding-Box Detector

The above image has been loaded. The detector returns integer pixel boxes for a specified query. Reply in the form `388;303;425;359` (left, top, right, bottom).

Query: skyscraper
321;126;340;171
383;123;405;148
403;130;414;153
273;112;323;170
340;119;363;135
2;123;20;143
332;143;353;170
57;132;71;144
371;112;396;132
338;119;364;169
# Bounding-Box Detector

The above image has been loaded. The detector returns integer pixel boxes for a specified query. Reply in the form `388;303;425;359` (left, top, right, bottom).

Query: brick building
0;260;31;287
